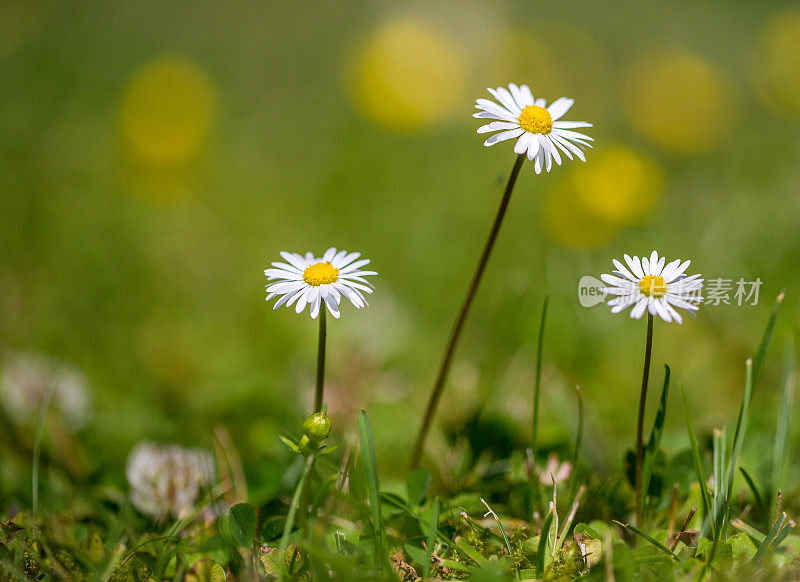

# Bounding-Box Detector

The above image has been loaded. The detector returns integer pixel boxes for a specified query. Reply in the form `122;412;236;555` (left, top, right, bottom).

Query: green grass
2;292;797;581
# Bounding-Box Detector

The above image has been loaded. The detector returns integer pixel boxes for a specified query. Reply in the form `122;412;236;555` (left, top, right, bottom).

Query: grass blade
613;521;678;561
642;365;670;512
530;295;549;515
679;384;713;536
739;467;768;525
752;512;795;566
731;518;766;544
277;454;316;581
358;409;386;571
427;498;439;578
712;427;726;535
751;291;784;390
568;385;584;502
771;337;795;507
536;508;554;576
723;360;753;535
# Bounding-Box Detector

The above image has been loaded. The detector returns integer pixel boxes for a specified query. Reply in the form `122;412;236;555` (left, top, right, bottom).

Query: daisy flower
474;83;593;173
264;247;376;319
600;250;703;323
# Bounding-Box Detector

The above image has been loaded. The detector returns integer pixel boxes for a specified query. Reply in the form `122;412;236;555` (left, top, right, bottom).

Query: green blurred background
1;0;799;505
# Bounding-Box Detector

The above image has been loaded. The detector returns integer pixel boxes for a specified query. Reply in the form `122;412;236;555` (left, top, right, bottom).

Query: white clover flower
474;83;593;173
0;352;91;430
264;247;376;319
126;442;216;521
600;251;703;323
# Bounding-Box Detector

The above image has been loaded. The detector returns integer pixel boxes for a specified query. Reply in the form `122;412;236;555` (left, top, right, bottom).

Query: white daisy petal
280;252;308;271
660;259;682;282
547;136;562;166
489;86;522;115
624;255;645;279
475;99;518;121
667;260;692;282
514;132;531;155
508;83;528;109
484;128;525;146
340;259;372;273
265;247;377;319
546;97;574;121
519;84;535;106
473;110;513;121
630;297;648;319
333;251;361;269
552;121;593;129
653;298;672;322
323;294;340;319
539;135;553;172
474;84;591;167
649;251;660;273
553;127;595;141
600;251;702;323
612;259;638;282
478;121;520;134
526;134;541;160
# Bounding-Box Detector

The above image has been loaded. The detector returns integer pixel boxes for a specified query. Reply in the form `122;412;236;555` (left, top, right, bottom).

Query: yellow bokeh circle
572;146;663;225
120;55;217;166
542;146;664;250
752;8;800;117
346;15;470;132
623;51;736;153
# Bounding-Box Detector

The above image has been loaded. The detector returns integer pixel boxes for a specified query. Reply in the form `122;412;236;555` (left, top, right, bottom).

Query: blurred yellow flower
751;8;800;117
572;146;663;224
542;184;618;250
542;146;663;249
345;15;470;132
120;55;217;166
623;51;737;153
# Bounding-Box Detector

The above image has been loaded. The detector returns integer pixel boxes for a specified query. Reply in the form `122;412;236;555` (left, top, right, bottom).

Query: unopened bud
302;406;331;443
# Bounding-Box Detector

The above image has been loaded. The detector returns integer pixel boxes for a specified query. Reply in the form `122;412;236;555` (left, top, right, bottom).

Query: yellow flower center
517;105;553;134
639;275;667;297
303;262;339;286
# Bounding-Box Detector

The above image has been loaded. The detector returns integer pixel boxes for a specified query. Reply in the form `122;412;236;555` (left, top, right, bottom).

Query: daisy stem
635;313;654;528
410;154;525;469
530;295;549;514
314;308;327;414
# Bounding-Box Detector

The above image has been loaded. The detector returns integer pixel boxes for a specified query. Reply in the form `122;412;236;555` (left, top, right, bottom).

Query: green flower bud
302;406;332;443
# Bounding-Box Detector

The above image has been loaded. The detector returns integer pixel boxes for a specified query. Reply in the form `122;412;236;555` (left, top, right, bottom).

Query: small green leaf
728;532;757;565
406;467;431;506
403;539;429;568
210;562;226;582
222;502;257;548
278;435;302;454
573;523;600;539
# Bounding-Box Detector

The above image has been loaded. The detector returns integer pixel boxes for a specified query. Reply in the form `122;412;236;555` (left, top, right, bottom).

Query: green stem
635;313;654;528
410;154;526;468
313;308;327;414
278;453;316;581
530;295;549;514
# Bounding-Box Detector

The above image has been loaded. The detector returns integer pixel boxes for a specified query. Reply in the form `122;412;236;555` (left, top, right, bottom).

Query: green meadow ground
2;1;800;580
